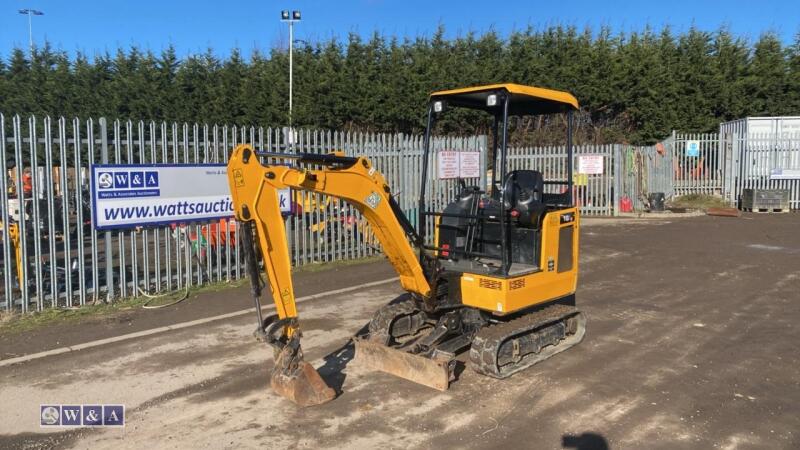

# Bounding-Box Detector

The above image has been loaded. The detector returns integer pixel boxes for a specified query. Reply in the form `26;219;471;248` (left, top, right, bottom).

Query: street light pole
281;10;301;141
289;19;293;128
18;9;44;58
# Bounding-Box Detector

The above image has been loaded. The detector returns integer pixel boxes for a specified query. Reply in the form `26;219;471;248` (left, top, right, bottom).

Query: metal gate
615;144;674;212
669;132;729;196
730;132;800;209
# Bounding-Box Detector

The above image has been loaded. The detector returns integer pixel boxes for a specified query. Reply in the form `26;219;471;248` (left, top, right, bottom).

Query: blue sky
1;0;798;59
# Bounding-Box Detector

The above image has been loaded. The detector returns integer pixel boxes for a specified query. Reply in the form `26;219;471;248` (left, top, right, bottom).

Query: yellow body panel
430;83;579;110
459;208;579;315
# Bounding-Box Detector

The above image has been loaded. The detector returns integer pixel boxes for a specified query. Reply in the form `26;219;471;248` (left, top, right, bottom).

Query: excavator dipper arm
227;144;433;406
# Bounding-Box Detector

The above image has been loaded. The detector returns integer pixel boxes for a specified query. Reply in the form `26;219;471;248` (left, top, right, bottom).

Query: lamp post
281;10;301;139
18;9;44;57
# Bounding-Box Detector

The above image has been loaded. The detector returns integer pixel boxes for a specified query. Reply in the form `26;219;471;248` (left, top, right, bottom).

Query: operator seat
503;170;546;228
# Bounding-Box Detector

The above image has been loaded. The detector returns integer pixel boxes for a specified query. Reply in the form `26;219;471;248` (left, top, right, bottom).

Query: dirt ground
0;213;798;449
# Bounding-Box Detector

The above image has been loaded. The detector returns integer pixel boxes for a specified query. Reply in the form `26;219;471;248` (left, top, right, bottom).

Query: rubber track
367;298;420;345
469;304;586;379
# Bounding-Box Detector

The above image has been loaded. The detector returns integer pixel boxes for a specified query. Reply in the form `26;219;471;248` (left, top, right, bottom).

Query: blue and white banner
91;164;234;230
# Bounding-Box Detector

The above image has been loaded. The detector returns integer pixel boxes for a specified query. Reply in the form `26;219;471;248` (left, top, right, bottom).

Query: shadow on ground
562;432;610;450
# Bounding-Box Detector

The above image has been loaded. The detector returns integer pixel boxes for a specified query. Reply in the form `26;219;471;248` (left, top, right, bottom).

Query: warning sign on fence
577;154;604;175
437;151;481;179
459;152;481;178
438;151;460;179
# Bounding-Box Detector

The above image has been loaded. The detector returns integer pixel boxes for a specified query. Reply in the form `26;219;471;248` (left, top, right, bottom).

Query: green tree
2;26;799;144
788;32;800;112
745;33;789;116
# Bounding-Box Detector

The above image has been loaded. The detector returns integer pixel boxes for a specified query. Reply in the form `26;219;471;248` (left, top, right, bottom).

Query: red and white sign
578;154;604;175
437;151;481;179
459;152;481;178
437;151;460;179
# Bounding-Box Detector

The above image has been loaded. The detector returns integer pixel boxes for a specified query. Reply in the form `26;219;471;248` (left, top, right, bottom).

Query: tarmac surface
0;213;798;449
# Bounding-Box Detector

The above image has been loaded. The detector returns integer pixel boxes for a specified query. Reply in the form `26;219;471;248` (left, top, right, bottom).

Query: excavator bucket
354;338;452;391
270;345;336;407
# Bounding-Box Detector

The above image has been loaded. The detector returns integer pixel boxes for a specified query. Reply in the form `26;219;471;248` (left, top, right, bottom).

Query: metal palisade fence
670;131;800;208
0;114;487;311
508;143;674;215
2;113;798;313
616;144;675;212
669;132;729;196
508;144;616;216
729;132;800;209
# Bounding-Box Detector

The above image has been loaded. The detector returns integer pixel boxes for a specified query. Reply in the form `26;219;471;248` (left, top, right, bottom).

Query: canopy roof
429;83;579;115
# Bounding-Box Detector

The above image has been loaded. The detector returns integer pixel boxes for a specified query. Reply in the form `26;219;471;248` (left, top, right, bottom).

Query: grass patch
668;194;729;210
292;255;386;273
0;255;388;336
0;280;246;336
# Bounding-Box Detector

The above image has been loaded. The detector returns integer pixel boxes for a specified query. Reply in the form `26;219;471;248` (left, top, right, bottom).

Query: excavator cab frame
418;84;578;278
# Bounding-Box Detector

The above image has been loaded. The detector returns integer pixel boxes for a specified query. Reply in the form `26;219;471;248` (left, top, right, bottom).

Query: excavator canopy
429;83;579;116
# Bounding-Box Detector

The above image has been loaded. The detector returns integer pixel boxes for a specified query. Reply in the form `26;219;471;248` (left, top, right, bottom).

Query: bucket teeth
270;344;336;407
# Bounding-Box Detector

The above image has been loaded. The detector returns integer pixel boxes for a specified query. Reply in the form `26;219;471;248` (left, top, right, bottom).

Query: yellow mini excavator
227;84;586;406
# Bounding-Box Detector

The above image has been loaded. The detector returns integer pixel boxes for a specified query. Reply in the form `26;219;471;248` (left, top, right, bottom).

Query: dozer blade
354;338;452;391
270;345;336;407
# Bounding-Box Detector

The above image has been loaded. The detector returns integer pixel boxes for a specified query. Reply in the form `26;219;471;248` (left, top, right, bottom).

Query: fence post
99;117;114;302
730;132;740;207
722;132;732;206
479;134;488;192
0;114;11;310
671;130;677;197
612;144;621;216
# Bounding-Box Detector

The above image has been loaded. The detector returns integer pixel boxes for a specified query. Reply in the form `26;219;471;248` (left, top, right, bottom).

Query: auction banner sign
90;164;234;230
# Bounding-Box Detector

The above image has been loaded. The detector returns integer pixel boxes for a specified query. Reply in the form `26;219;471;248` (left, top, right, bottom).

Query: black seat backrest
503;170;546;228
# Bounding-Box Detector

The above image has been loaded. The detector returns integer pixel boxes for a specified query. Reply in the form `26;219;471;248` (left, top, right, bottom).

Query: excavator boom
229;145;431;300
227;144;436;405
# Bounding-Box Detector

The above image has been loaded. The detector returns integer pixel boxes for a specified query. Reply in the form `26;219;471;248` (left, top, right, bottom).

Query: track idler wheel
270;336;336;407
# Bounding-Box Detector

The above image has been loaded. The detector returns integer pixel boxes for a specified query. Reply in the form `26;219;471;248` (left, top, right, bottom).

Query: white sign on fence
91;164;233;230
438;151;460;179
437;151;481;179
578;154;604;175
459;152;481;178
770;168;800;180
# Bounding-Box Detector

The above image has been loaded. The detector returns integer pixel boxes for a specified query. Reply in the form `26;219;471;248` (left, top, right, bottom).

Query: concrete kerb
0;277;399;368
